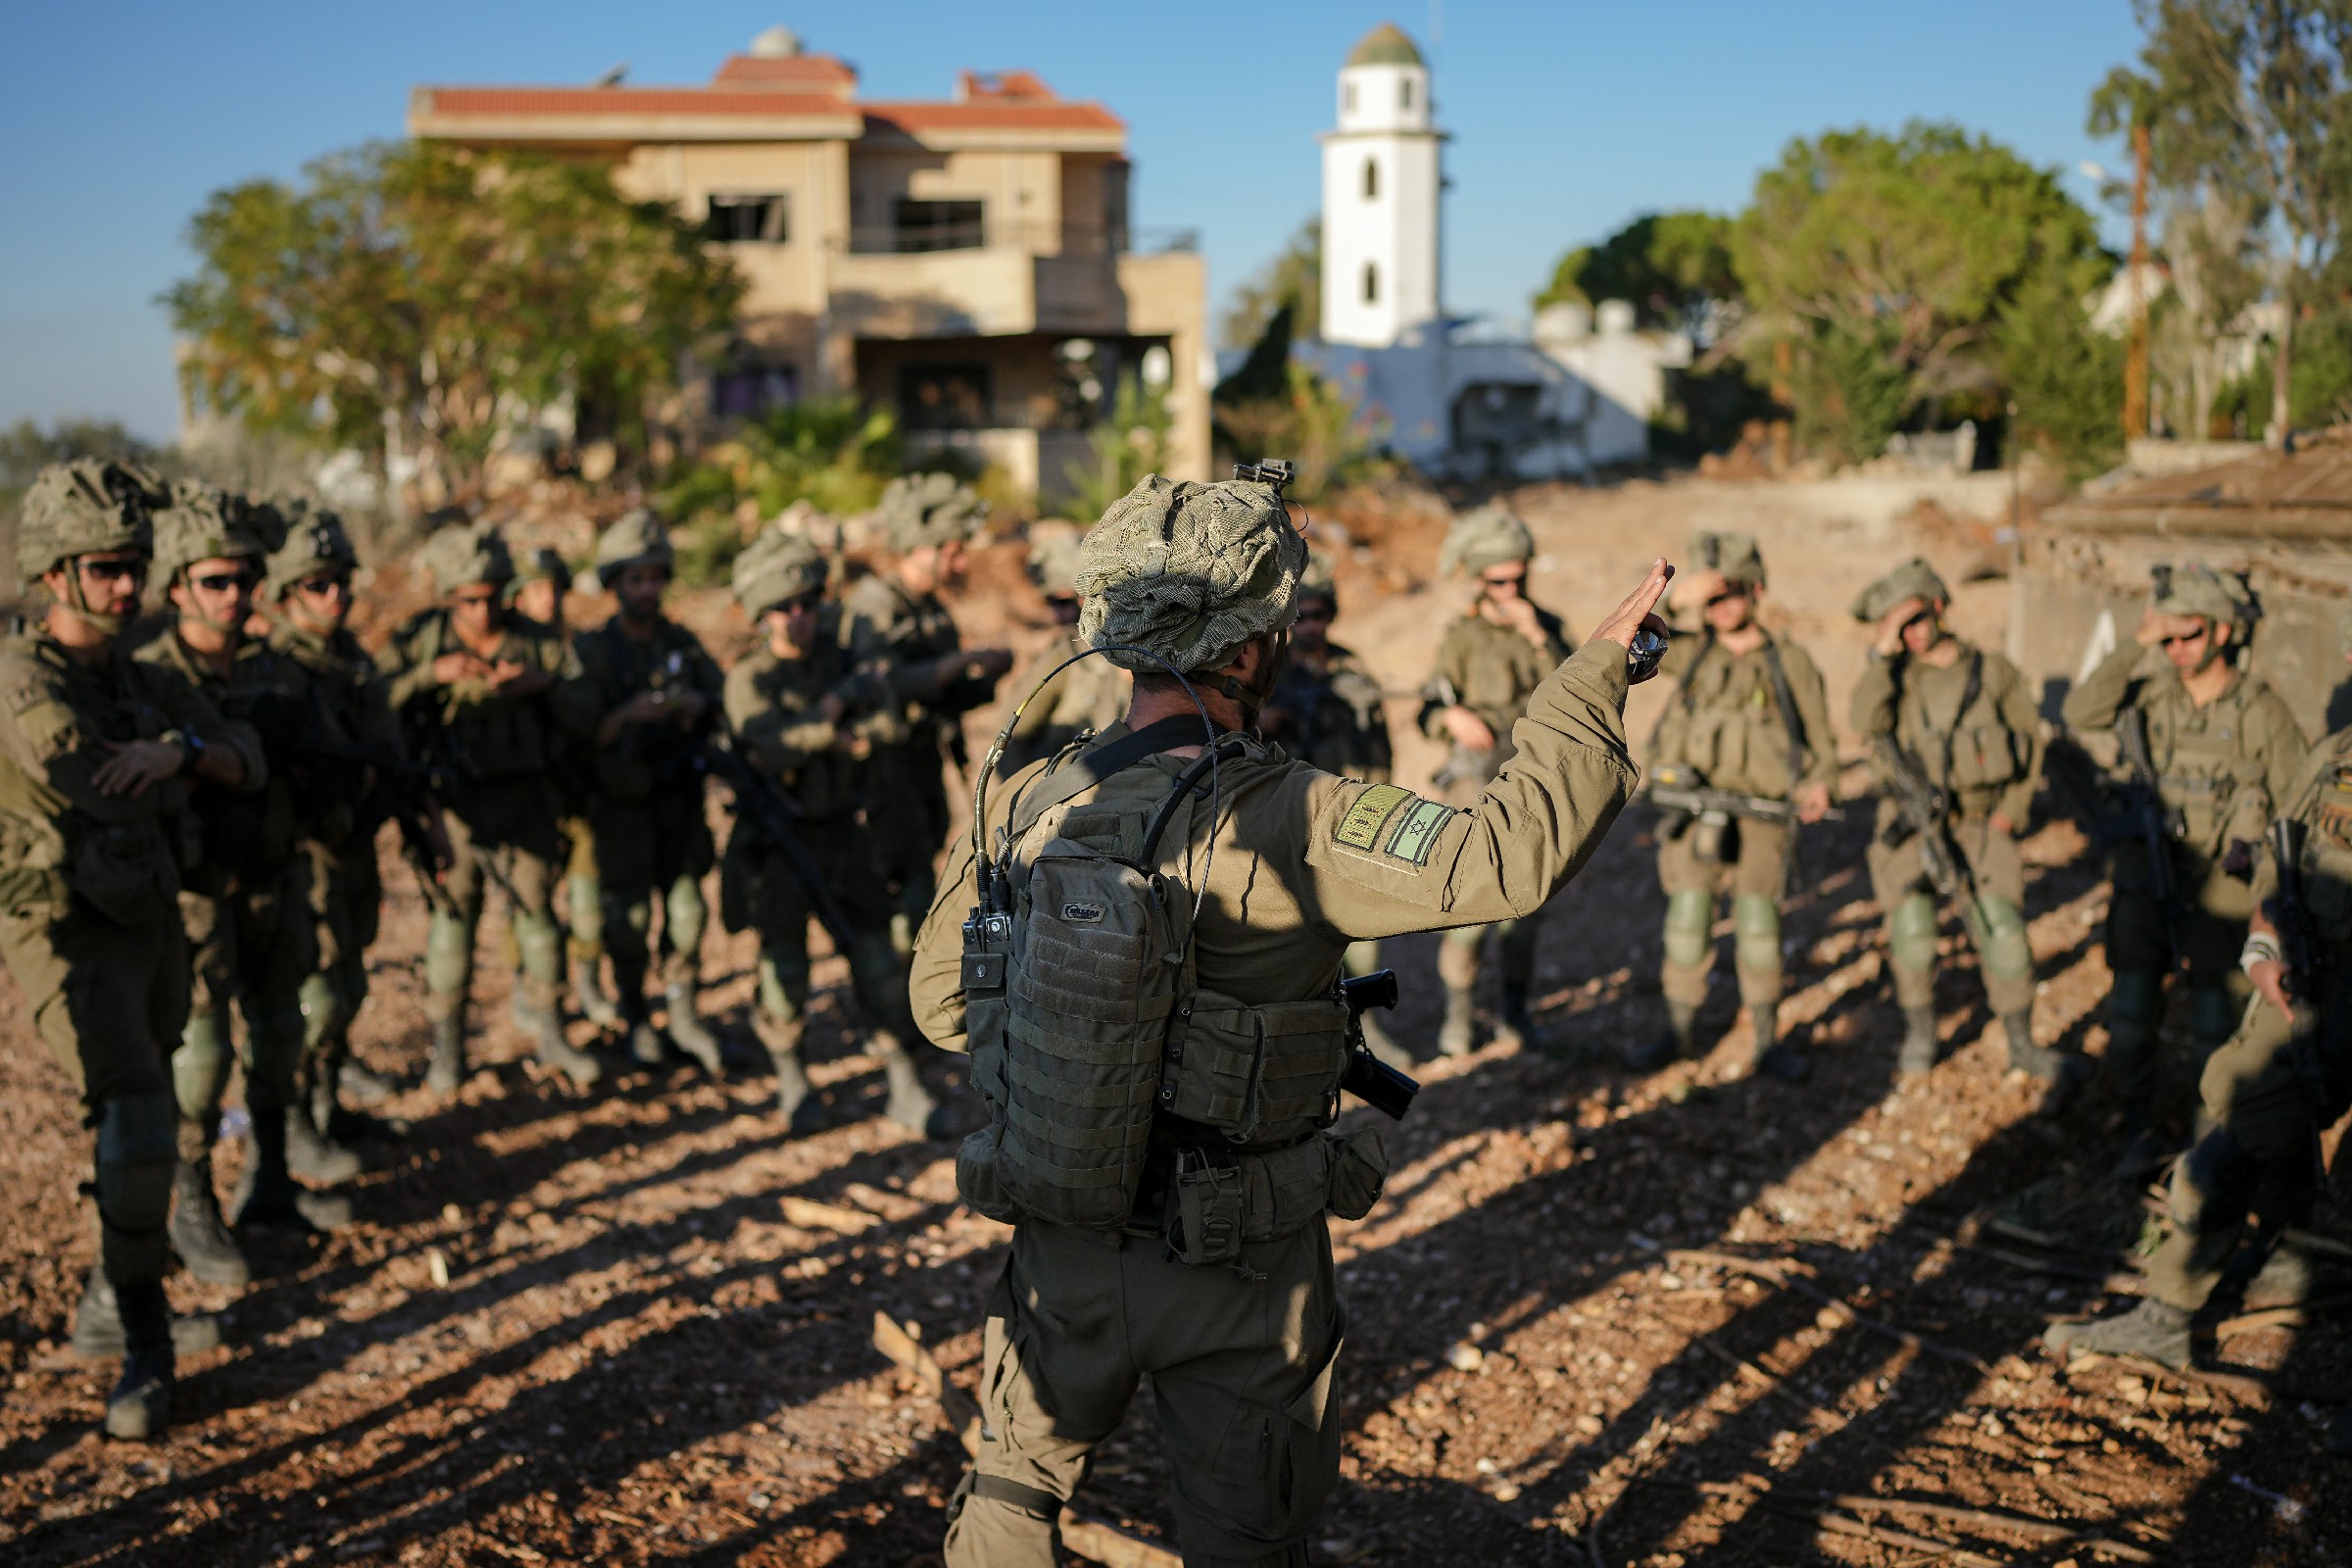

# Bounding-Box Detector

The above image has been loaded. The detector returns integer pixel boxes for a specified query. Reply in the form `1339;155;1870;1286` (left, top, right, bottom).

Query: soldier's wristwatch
173;730;207;772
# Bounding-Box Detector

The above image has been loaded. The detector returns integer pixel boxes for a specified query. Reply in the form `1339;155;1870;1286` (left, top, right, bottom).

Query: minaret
1319;22;1443;347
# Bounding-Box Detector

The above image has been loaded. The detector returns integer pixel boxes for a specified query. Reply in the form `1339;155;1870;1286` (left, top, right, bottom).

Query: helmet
417;520;515;597
593;508;674;588
263;500;360;601
1297;549;1340;613
1025;520;1088;598
150;481;285;584
2151;562;2254;628
1076;472;1306;673
878;472;989;554
731;528;829;616
1850;558;1952;623
1690;529;1766;591
514;546;574;598
1438;505;1535;577
16;459;168;582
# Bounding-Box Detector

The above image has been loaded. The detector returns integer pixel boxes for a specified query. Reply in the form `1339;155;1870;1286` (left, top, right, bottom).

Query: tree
2092;2;2352;445
167;140;743;501
1732;122;2112;464
1535;211;1743;343
1219;220;1321;351
1063;372;1173;521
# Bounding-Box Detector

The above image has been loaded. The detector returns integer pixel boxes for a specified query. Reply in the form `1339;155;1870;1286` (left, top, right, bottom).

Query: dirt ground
2;472;2346;1567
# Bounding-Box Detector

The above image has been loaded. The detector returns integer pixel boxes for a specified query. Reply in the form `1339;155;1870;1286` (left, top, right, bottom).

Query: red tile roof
710;53;858;95
418;87;858;121
863;101;1123;133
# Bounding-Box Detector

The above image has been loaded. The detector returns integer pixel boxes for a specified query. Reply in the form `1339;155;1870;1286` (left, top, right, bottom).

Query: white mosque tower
1319;23;1444;347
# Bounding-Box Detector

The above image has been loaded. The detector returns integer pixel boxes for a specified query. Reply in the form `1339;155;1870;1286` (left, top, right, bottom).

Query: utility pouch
1169;1150;1246;1267
955;1123;1022;1224
1325;1126;1390;1221
961;906;1013;1113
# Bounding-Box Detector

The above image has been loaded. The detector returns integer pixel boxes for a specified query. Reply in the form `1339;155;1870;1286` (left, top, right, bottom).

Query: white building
1299;24;1689;477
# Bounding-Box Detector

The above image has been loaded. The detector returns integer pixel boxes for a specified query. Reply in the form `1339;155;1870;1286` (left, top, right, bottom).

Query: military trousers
1;898;189;1294
1865;813;2034;1016
590;790;714;998
295;836;382;1073
944;1216;1346;1568
2146;968;2352;1311
720;819;906;1034
2103;839;2253;1106
1656;816;1788;1008
426;778;564;1020
867;737;955;949
176;866;317;1161
1437;913;1542;997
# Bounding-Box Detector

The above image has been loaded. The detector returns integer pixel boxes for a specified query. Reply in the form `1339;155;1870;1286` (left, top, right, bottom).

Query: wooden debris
1807;1492;2160;1563
780;1195;882;1233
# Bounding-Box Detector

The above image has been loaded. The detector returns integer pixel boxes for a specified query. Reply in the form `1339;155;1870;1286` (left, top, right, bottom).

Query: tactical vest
2150;679;2273;858
2289;736;2352;947
1895;650;2030;809
957;719;1381;1264
1655;633;1808;799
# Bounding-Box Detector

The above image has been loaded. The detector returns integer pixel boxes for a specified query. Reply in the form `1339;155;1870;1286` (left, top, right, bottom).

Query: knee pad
172;1010;232;1125
567;872;604;941
1662;890;1714;970
1886;894;1938;978
1732;894;1781;977
2188;986;2240;1051
297;971;348;1053
665;873;708;954
511;907;563;983
759;950;811;1025
424;908;475;997
94;1090;176;1246
1973;897;2034;984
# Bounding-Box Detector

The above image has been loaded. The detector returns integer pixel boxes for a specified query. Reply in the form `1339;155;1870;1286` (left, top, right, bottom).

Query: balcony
825;226;1198;340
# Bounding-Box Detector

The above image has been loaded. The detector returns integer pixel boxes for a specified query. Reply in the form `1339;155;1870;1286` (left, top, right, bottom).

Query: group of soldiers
8;452;2347;1534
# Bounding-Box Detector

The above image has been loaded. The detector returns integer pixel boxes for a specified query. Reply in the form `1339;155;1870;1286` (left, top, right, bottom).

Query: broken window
1363;263;1379;305
706;194;789;244
1363;158;1379;200
900;364;991;428
894;199;986;253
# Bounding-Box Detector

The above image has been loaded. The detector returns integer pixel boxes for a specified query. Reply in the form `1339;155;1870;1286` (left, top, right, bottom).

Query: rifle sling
1758;636;1811;786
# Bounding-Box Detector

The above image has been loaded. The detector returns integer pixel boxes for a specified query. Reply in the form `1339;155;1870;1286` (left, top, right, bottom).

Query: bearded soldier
843;473;1013;956
994;520;1128;779
2062;563;2307;1172
1418;504;1575;1055
0;461;259;1438
1630;531;1835;1080
261;506;407;1153
380;522;601;1091
573;511;726;1072
1853;559;2070;1083
719;529;939;1134
137;484;359;1249
911;472;1669;1566
2048;639;2352;1376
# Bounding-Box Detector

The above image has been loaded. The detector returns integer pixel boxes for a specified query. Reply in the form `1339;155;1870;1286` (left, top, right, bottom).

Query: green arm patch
1334;783;1411;851
1333;783;1456;866
1384;797;1455;866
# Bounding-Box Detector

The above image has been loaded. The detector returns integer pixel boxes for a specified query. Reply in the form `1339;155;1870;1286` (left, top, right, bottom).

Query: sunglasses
1480;571;1527;590
773;592;823;616
298;574;353;598
189;569;256;595
2161;627;2209;647
77;558;145;584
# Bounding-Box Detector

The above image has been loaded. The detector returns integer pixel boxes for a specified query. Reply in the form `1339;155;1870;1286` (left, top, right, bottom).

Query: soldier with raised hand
262;506;406;1158
1418;503;1575;1055
1630;531;1835;1080
2048;639;2352;1373
572;511;726;1073
993;520;1128;779
510;546;622;1031
1852;559;2065;1084
844;473;1014;956
719;529;940;1134
0;460;258;1439
910;472;1669;1566
137;484;359;1246
380;521;601;1092
2062;562;2307;1173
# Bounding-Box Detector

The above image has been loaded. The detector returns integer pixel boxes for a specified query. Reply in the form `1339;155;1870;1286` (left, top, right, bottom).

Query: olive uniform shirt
377;609;589;790
843;572;999;876
1419;605;1573;805
569;614;725;808
132;628;305;895
1265;644;1394;785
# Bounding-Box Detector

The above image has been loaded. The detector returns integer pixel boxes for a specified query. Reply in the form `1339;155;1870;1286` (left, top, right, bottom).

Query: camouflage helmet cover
731;527;829;615
2151;561;2254;628
263;500;360;601
1690;529;1767;590
1850;557;1952;623
593;507;674;587
418;519;515;597
15;458;168;582
1025;520;1088;597
1076;473;1306;673
880;472;989;554
1438;504;1535;577
150;480;287;584
1297;548;1340;610
514;545;574;596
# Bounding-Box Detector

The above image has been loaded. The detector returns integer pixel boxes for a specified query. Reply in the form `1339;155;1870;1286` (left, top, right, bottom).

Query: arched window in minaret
1363;158;1379;200
1344;81;1356;113
1400;76;1414;110
1363;263;1379;304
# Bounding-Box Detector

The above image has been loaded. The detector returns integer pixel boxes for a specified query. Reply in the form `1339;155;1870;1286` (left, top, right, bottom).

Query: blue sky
0;1;2144;441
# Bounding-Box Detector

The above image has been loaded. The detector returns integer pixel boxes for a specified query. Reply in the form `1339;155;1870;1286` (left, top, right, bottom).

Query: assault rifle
1649;777;1844;830
696;729;860;955
2265;818;2330;1188
1338;968;1418;1120
1874;736;1980;911
295;735;451;880
2113;709;2184;969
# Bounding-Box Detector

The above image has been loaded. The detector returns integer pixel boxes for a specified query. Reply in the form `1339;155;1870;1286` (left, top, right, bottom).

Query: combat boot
872;1031;941;1137
1624;1001;1696;1071
664;983;725;1076
167;1156;251;1288
2000;1010;2079;1082
755;1013;825;1136
1896;1006;1938;1077
571;956;622;1029
1748;1001;1810;1082
531;1001;604;1087
102;1284;174;1442
425;1011;466;1095
231;1112;353;1232
1436;985;1476;1057
71;1268;221;1360
282;1104;363;1186
2044;1298;2192;1370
